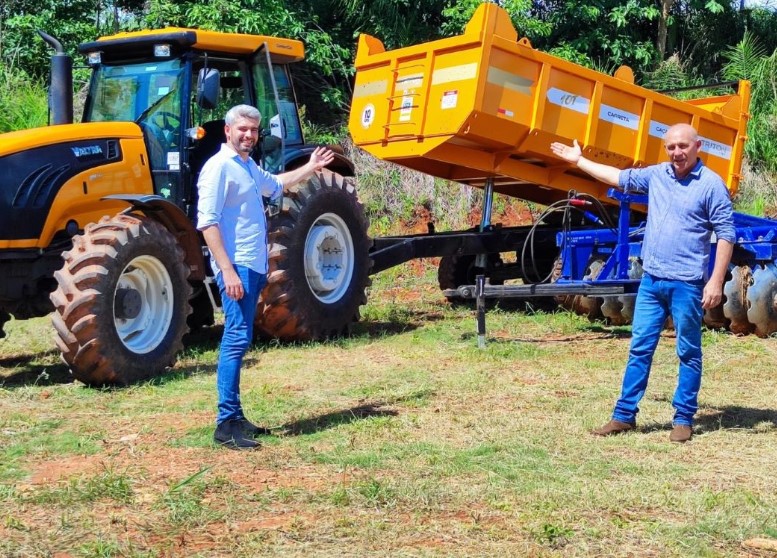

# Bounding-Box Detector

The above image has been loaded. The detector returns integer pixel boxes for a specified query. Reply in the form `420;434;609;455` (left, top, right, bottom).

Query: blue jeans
612;273;704;427
215;266;266;425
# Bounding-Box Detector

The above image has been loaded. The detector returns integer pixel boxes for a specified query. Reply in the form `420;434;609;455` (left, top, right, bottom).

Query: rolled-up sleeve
254;165;283;199
196;159;225;231
618;166;653;194
708;182;736;244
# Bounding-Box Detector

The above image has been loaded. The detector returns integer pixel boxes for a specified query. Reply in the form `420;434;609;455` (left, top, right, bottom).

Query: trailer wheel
255;170;371;340
50;215;191;385
438;254;503;302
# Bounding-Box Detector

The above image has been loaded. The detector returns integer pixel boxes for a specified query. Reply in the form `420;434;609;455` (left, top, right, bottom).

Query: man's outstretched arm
550;139;621;186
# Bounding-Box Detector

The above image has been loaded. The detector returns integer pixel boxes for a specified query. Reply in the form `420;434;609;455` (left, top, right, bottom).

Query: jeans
612;273;704;426
215;266;266;425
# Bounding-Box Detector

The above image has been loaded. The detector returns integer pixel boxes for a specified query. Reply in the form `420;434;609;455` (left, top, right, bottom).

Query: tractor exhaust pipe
37;30;73;125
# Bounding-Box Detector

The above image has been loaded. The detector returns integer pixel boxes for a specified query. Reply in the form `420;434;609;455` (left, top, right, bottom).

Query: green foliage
440;0;551;41
335;0;447;49
532;0;660;78
722;35;777;172
643;54;700;90
0;64;48;132
4;0;777;137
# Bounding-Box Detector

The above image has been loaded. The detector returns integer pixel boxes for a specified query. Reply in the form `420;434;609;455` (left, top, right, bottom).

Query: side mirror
196;68;220;109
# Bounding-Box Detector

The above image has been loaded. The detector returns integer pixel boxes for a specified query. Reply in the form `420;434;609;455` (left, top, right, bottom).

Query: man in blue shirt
550;124;735;443
197;104;334;450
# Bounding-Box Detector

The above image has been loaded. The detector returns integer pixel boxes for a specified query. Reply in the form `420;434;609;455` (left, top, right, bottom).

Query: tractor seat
190;120;225;173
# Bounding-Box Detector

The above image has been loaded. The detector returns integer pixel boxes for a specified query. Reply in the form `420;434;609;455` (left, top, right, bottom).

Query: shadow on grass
279;402;399;436
460;328;630;343
639;405;777;435
185;309;440;349
695;405;777;433
0;351;73;387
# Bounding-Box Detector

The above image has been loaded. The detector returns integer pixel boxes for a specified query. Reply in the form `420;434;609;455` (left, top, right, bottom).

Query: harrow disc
746;263;777;337
723;265;754;335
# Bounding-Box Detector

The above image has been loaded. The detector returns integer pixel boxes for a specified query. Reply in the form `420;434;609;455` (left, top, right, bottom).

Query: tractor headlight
154;44;171;57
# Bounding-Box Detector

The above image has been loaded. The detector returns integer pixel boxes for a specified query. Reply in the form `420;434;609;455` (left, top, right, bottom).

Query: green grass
0;64;48;133
1;262;777;556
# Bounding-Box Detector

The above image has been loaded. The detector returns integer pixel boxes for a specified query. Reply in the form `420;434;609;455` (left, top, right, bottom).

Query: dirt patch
27;454;107;485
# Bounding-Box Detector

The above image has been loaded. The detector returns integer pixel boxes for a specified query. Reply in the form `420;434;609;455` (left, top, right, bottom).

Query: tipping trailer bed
348;3;777;338
348;2;750;209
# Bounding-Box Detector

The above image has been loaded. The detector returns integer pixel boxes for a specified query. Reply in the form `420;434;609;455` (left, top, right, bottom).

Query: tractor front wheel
50;215;191;385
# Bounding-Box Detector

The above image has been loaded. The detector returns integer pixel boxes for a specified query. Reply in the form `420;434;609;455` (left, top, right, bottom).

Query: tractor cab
78;28;307;220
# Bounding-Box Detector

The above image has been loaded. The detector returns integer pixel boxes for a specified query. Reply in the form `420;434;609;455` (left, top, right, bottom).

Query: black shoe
239;418;272;438
214;419;260;450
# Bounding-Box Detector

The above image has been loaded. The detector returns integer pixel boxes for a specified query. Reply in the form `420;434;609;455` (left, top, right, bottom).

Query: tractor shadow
277;402;399;436
352;309;444;338
0;351;73;387
182;310;436;349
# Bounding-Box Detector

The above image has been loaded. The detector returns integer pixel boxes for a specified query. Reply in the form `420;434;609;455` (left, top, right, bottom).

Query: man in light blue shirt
197;104;334;450
551;124;735;443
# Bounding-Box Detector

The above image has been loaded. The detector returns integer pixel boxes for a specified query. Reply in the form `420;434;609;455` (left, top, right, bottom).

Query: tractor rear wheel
255;170;371;340
50;214;191;385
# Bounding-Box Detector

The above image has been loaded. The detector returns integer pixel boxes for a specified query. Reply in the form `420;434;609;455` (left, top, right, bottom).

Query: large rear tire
50;215;191;385
255;170;371;340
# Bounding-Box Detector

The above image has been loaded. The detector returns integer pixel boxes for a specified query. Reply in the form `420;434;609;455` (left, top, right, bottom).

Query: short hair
225;104;261;125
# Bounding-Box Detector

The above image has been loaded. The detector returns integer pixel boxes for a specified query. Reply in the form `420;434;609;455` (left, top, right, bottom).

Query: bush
0;63;48;133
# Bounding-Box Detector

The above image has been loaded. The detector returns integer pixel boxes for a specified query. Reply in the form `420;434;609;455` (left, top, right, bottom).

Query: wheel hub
303;212;355;303
305;225;345;291
115;287;142;320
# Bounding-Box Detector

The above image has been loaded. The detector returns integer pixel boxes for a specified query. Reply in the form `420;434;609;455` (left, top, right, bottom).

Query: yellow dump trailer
349;2;750;208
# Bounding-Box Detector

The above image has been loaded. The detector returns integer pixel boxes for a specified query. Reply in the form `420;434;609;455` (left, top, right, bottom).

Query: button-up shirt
618;159;735;281
196;144;283;275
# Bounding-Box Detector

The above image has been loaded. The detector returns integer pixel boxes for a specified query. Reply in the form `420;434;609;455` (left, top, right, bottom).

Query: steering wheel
146;110;182;151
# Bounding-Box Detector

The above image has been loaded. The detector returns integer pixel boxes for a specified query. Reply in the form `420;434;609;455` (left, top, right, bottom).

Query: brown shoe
592;419;636;437
669;424;692;443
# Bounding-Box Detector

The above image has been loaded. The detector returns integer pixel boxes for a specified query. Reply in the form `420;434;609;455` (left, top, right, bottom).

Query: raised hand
309;146;335;171
550;139;583;164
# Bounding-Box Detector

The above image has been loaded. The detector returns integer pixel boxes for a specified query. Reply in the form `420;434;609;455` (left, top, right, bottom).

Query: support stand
475;177;495;347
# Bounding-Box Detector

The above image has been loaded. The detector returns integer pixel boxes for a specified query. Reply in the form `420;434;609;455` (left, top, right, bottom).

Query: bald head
665;123;698;142
663;123;701;178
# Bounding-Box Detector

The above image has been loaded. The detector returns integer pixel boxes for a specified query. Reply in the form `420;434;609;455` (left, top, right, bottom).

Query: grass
1;262;777;556
0;64;48;133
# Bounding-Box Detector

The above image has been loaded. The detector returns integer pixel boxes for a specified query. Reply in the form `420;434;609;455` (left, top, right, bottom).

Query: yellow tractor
0;28;371;385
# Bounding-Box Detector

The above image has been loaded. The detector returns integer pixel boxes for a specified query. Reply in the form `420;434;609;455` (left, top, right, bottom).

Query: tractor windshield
85;58;186;172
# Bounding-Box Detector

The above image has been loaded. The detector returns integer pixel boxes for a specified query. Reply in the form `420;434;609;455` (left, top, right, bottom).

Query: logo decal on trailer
547;88;590;115
361;103;375;129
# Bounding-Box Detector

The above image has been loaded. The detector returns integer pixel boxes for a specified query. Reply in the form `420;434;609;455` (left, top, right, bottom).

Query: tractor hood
0;122;143;157
0;121;151;247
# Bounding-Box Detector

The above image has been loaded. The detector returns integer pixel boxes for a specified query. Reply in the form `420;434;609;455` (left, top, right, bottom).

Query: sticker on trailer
599;104;639;130
361;103;375;129
650;121;732;160
497;107;515;118
547;88;590;115
432;63;478;85
699;137;732;160
441;90;458;110
399;96;413;122
487;67;533;96
353;80;387;99
648;120;670;139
